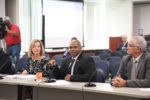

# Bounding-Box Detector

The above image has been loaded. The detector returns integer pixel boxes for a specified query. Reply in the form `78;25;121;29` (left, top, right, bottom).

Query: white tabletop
0;75;150;99
38;80;85;91
0;74;38;86
83;83;150;99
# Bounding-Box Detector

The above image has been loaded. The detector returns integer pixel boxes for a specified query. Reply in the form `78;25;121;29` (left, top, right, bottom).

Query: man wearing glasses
49;40;96;82
112;36;150;87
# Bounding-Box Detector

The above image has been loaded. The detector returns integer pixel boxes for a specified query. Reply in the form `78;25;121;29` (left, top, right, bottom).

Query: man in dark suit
112;36;150;87
117;35;128;51
0;48;15;74
49;40;96;82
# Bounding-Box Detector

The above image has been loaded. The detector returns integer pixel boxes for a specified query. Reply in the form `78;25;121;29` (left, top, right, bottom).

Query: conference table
37;80;84;100
37;81;150;100
83;83;150;100
0;74;150;100
0;74;38;100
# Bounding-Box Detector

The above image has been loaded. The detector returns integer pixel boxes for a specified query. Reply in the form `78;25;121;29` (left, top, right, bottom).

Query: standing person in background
117;35;128;51
112;36;150;88
4;16;21;62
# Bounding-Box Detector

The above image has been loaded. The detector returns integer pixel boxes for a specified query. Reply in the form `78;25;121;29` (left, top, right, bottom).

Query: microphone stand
84;70;96;87
45;69;56;83
45;78;56;83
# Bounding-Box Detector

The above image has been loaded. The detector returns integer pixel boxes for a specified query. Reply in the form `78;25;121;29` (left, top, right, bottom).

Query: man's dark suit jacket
52;52;96;82
117;52;150;87
117;42;128;51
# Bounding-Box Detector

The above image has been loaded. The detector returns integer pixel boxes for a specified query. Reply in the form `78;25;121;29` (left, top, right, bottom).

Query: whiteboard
43;0;83;49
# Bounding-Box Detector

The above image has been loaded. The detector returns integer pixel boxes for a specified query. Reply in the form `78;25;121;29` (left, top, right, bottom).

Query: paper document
4;75;36;80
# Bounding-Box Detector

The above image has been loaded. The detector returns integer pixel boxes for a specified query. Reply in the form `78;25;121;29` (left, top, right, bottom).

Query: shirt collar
132;53;143;63
72;52;81;61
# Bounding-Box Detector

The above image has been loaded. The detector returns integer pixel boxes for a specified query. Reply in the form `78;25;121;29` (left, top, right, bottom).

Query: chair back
104;49;112;55
111;52;122;58
52;54;65;68
17;57;28;73
91;56;101;63
99;54;111;61
84;53;95;57
111;62;120;79
95;60;109;79
96;68;105;83
95;51;106;56
108;56;121;73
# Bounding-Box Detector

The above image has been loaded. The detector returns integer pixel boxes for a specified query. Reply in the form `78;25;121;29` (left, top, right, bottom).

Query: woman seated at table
21;39;51;99
22;39;50;77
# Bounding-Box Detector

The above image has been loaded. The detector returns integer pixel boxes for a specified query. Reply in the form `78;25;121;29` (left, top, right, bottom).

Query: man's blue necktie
67;59;75;74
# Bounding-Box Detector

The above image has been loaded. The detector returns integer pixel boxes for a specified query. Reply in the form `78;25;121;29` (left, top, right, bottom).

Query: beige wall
0;0;5;18
6;0;19;25
133;3;150;35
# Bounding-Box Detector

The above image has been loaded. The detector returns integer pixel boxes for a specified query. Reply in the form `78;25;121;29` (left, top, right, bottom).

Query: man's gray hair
122;35;127;38
133;36;147;51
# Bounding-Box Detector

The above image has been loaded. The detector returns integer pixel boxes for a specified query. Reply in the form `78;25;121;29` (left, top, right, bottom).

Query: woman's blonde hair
28;39;45;57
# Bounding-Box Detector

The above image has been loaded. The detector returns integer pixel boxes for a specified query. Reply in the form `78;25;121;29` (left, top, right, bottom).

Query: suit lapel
127;59;133;79
72;53;82;74
66;58;72;69
135;56;144;78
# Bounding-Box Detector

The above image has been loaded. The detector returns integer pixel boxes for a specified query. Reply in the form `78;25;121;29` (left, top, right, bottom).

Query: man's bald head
69;40;82;57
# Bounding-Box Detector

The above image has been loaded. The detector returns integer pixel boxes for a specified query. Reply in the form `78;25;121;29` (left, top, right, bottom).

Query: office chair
96;68;105;83
95;51;106;56
84;53;95;57
95;60;109;79
91;56;101;63
99;54;111;61
111;62;120;79
104;49;112;55
108;56;121;73
17;57;28;73
52;54;65;68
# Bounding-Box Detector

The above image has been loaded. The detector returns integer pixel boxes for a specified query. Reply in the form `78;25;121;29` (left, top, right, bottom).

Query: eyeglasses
128;44;138;48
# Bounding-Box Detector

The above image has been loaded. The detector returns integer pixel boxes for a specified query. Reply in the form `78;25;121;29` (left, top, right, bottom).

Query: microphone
45;78;56;83
45;69;56;83
84;68;105;87
84;69;97;87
